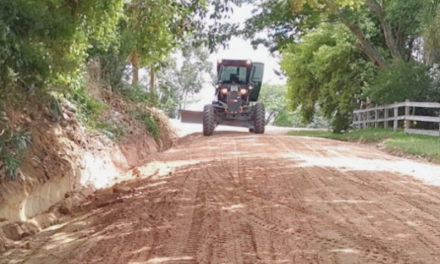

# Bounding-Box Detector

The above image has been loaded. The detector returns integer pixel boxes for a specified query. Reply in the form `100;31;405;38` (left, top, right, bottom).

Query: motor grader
181;59;265;136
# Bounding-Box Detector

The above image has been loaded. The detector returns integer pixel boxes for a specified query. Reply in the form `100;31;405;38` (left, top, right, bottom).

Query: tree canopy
1;0;440;131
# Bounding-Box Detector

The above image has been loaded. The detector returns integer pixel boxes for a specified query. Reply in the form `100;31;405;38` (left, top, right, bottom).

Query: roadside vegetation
237;0;440;133
289;129;440;164
1;0;440;178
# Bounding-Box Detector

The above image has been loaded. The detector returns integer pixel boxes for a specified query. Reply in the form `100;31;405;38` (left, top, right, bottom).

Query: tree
366;60;440;104
123;0;201;85
156;45;214;117
423;0;440;66
281;22;376;132
0;0;124;89
258;84;290;124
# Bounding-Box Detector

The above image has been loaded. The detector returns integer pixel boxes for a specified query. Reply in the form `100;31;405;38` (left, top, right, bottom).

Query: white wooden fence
353;100;440;137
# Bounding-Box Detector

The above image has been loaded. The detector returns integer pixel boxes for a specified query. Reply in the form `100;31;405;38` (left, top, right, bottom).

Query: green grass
135;112;159;140
95;122;126;141
288;129;440;163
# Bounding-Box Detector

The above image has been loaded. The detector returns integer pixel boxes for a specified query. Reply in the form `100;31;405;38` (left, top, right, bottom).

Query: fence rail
353;100;440;137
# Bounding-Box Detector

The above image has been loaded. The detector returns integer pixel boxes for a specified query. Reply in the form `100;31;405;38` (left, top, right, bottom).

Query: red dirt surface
2;131;440;264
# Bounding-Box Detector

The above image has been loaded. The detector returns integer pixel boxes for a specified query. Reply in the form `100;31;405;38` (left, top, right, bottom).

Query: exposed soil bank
0;103;176;244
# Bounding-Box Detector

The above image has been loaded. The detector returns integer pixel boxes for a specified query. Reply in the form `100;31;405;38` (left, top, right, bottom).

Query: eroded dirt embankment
0;101;176;246
2;130;440;264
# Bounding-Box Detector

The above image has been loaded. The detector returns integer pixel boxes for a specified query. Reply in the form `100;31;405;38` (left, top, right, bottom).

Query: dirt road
3;131;440;264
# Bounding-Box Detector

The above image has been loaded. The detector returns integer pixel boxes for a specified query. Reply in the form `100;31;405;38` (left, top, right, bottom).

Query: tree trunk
340;16;388;68
366;0;402;61
182;90;188;110
130;50;139;86
150;67;155;103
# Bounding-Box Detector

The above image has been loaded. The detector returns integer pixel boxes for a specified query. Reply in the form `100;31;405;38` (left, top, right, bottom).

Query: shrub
0;129;32;179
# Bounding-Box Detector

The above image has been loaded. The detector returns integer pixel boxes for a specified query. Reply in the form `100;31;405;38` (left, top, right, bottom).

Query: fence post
405;99;410;132
393;102;398;132
384;105;389;129
375;105;379;129
366;108;371;128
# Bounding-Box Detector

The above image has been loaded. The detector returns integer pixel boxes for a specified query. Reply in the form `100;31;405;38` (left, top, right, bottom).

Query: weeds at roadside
95;122;126;141
0;129;32;179
137;112;159;140
71;85;107;129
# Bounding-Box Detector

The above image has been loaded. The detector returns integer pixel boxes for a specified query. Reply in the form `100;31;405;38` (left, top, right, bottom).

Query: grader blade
180;110;204;124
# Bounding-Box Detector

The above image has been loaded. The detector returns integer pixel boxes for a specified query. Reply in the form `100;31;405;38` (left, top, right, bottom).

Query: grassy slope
288;129;440;164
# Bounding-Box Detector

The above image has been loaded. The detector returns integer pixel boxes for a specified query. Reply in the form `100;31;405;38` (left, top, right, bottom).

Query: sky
185;4;287;110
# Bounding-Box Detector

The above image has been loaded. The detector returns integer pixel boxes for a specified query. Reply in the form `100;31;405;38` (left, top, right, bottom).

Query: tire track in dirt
3;131;440;264
270;135;439;263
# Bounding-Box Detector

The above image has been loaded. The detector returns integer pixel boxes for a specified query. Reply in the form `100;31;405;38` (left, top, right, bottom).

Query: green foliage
71;85;107;128
156;44;213;117
422;0;440;65
273;110;301;127
95;122;125;141
258;84;293;125
0;0;124;89
123;0;208;69
242;1;320;52
0;129;32;179
87;41;130;90
366;61;439;105
136;113;160;140
281;22;376;132
121;85;151;104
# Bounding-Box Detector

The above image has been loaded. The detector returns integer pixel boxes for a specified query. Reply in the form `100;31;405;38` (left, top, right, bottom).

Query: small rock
139;213;150;221
59;203;73;215
30;158;39;168
25;242;31;249
113;186;131;194
66;111;75;118
21;232;31;239
43;107;51;117
65;102;77;113
132;168;141;177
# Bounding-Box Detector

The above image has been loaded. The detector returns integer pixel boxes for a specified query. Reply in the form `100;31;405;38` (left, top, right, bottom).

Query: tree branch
339;15;387;68
366;0;402;60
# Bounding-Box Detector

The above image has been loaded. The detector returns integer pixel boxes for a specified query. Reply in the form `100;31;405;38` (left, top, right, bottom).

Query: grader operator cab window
219;66;248;83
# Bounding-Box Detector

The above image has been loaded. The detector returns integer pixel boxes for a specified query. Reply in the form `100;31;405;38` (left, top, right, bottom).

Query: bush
0;129;32;179
367;61;439;104
71;84;107;128
137;112;159;140
120;85;151;104
95;122;125;141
